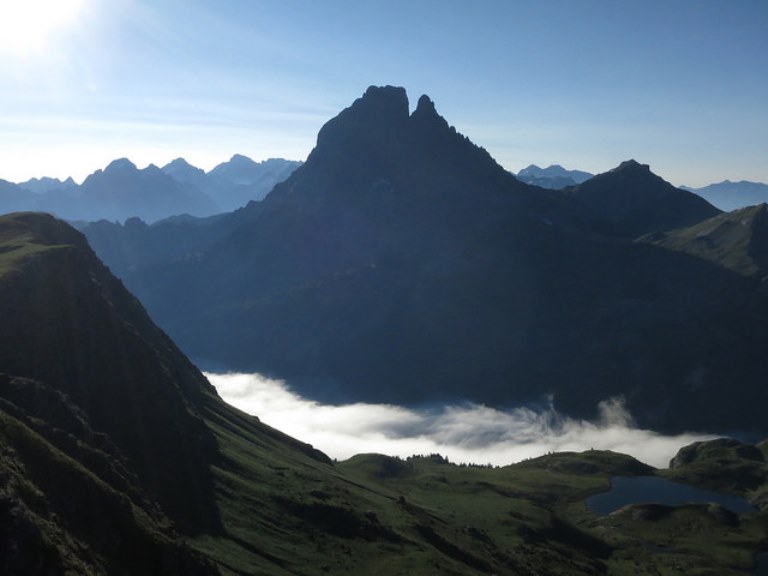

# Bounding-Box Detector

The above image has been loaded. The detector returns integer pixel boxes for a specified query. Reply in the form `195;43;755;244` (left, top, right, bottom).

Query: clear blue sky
1;0;766;186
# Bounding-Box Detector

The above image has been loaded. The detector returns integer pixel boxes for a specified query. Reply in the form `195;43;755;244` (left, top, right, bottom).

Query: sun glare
0;0;87;55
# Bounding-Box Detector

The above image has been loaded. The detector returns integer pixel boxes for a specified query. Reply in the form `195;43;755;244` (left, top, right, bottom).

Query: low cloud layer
207;372;715;469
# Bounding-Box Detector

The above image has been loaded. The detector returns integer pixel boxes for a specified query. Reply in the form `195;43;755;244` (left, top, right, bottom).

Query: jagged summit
268;85;522;208
313;85;409;151
355;84;410;118
415;93;436;114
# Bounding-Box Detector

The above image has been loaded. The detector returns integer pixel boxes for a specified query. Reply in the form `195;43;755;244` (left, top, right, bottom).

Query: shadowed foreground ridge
3;212;768;574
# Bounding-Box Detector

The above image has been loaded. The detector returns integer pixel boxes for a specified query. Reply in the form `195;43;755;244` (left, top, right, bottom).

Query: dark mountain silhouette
517;164;593;188
565;160;721;238
682;179;768;212
82;86;768;435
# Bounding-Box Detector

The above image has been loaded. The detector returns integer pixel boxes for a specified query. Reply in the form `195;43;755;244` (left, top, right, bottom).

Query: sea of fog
207;372;715;469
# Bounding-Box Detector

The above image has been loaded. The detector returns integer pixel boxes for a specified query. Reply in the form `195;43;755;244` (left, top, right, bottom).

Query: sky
1;0;766;187
209;372;714;469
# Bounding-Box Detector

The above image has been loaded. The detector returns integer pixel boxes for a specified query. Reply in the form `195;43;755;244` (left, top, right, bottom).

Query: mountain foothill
3;85;768;574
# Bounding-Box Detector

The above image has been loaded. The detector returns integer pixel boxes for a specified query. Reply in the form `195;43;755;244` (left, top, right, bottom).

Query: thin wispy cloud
208;372;714;469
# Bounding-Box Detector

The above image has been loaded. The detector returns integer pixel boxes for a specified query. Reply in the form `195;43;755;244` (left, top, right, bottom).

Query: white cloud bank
207;372;716;469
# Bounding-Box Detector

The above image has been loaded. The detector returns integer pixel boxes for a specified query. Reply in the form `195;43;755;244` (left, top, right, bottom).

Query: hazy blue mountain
201;155;302;211
160;155;302;213
16;175;77;194
161;157;207;188
0;179;30;214
0;155;300;223
516;163;593;188
83;86;768;435
58;158;219;222
682;180;768;212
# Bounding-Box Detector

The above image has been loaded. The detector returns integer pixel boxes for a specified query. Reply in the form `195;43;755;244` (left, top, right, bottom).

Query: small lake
587;475;757;516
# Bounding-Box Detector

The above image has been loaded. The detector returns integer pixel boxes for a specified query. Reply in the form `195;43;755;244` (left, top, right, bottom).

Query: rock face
82;86;768;435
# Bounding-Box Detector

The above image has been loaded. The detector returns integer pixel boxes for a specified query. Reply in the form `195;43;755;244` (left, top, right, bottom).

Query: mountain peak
164;157;194;169
228;153;256;165
358;84;409;116
414;94;437;116
105;158;137;172
568;160;720;237
317;85;409;144
410;93;450;132
614;159;650;173
272;85;519;208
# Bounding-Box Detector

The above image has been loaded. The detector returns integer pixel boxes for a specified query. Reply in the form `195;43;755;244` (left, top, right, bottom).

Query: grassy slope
196;397;768;576
0;386;217;576
640;204;768;277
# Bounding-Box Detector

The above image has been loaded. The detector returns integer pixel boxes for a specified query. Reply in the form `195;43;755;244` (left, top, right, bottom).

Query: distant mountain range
516;164;593;188
0;155;300;223
681;180;768;212
81;86;768;435
3;155;765;225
